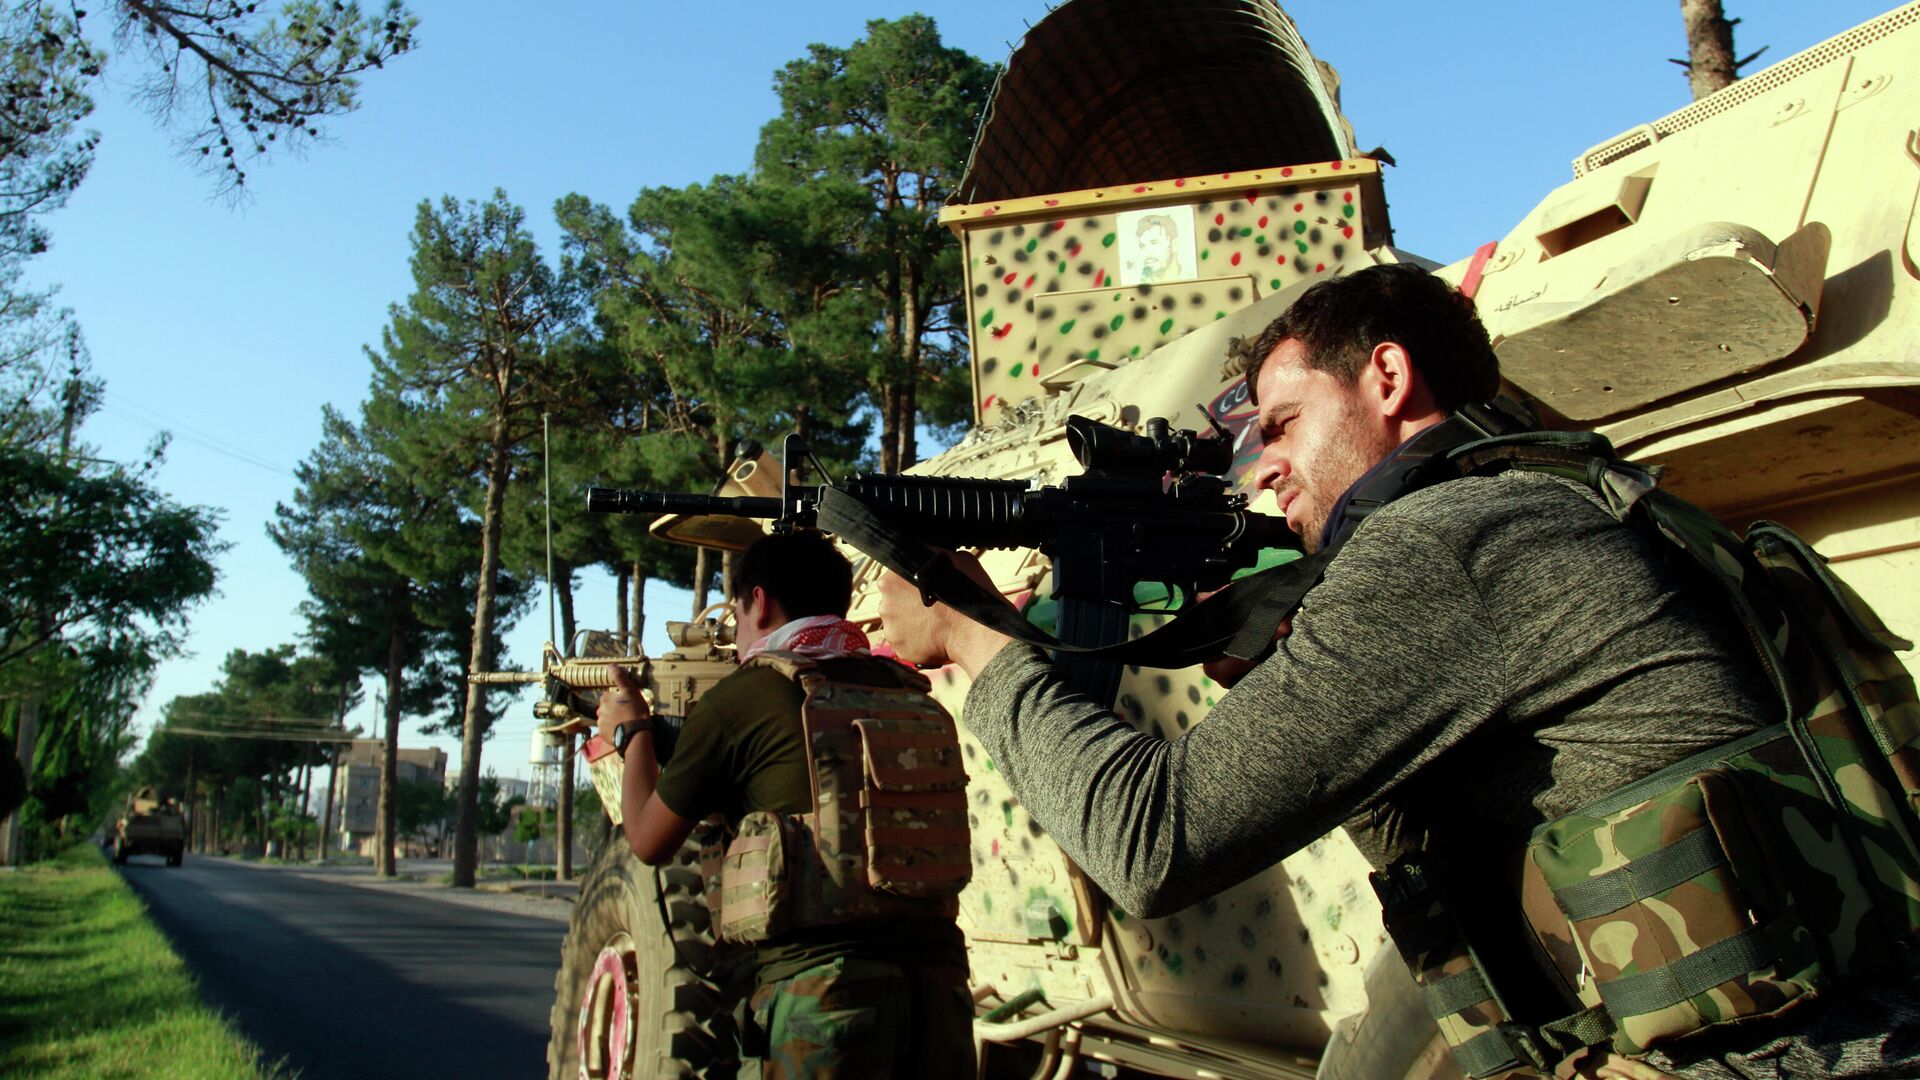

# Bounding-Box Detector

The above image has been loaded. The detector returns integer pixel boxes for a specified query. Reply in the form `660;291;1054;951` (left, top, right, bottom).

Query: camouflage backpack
708;651;972;943
1371;432;1920;1077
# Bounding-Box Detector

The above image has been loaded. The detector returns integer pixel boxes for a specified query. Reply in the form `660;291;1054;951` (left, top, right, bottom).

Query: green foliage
109;0;417;196
512;803;553;845
271;404;473;725
0;445;223;674
0;1;416;257
754;14;993;469
129;646;344;854
0;4;99;260
0;844;286;1078
0;440;222;855
474;774;521;837
394;776;451;836
267;798;317;850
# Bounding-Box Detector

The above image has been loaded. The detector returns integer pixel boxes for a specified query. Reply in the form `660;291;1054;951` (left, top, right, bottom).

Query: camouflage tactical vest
707;651;972;943
1369;432;1920;1078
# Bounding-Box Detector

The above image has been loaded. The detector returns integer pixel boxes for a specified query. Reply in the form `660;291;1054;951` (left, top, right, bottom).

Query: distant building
329;741;448;858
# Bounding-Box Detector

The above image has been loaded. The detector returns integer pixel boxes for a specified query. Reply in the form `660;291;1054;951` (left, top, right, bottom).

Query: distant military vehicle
115;786;187;867
538;1;1920;1077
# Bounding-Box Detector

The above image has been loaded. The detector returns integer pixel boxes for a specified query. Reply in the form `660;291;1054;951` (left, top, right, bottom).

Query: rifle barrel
587;488;790;518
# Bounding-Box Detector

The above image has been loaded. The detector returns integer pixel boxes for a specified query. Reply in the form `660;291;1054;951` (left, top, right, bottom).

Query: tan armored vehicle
542;2;1920;1077
114;785;187;867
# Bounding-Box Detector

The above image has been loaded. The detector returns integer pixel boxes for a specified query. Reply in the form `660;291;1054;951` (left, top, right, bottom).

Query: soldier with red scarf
597;529;973;1078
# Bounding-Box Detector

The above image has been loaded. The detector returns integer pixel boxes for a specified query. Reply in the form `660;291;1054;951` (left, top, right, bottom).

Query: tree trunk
321;755;337;863
320;681;348;863
1680;0;1739;100
691;547;711;617
377;620;405;877
2;695;38;867
615;564;630;645
184;747;197;854
297;745;314;861
558;734;575;881
880;375;903;474
899;261;923;470
555;557;577;653
452;424;513;889
629;560;644;644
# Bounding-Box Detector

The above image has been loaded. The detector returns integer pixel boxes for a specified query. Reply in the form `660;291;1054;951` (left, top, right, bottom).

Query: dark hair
1137;212;1176;238
728;529;853;619
1242;264;1499;413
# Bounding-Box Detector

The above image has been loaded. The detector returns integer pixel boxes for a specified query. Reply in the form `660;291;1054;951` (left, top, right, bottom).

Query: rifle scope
1067;415;1232;477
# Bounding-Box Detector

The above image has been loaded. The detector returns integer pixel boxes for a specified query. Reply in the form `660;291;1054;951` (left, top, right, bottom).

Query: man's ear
1367;341;1420;419
748;585;784;631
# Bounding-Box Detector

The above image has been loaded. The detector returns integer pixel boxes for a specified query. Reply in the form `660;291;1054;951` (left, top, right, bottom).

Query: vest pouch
1751;524;1920;814
1373;856;1538;1077
853;716;971;899
1529;759;1826;1057
713;811;794;943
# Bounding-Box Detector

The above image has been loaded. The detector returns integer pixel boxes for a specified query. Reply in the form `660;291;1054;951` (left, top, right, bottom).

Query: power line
97;392;295;478
168;712;342;727
165;727;356;743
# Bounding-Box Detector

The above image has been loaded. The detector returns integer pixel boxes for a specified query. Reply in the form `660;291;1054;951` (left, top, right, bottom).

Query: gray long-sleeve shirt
963;469;1772;918
962;468;1920;1076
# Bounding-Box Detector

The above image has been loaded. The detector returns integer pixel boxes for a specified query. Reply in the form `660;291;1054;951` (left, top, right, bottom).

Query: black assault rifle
587;413;1303;705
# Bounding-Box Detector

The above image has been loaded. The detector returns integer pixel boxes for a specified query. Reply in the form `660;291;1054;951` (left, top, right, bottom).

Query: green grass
0;845;287;1079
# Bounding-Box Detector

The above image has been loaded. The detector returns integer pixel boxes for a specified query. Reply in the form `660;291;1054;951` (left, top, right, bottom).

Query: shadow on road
119;857;565;1080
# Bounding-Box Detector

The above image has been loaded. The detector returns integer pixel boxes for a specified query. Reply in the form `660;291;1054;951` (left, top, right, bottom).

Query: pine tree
753;15;993;471
370;190;578;888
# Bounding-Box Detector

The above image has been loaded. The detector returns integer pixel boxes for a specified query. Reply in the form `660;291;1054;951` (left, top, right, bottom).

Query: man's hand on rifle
594;664;651;749
1198;582;1291;688
876;551;1016;678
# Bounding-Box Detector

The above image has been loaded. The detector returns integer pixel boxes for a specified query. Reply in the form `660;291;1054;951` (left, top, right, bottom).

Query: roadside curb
194;854;577;922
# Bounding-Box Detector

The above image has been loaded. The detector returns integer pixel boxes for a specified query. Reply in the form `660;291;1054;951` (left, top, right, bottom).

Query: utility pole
558;734;575;881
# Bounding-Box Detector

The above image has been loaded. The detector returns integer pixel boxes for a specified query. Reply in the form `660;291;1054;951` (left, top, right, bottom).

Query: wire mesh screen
954;0;1354;205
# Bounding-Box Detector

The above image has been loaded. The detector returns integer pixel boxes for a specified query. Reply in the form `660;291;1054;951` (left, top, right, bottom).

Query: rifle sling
816;486;1331;669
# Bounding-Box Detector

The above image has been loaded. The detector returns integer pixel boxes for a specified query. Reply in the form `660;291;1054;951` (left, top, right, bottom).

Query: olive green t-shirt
654;656;966;983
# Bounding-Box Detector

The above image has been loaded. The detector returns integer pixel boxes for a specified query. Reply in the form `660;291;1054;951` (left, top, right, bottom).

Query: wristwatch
610;720;647;757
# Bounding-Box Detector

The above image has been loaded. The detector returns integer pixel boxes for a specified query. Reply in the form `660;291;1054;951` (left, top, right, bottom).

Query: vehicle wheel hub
576;934;638;1080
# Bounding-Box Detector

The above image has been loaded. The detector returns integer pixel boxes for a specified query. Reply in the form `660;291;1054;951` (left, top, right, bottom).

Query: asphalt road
116;855;569;1079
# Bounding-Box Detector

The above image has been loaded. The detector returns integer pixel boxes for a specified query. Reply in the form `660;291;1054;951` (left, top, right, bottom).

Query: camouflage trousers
745;956;975;1079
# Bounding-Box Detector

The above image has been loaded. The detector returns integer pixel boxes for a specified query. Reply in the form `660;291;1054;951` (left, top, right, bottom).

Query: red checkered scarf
739;615;871;663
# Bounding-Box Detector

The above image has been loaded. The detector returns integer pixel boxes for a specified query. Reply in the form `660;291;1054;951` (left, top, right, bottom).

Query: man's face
1249;339;1396;553
1138;223;1172;277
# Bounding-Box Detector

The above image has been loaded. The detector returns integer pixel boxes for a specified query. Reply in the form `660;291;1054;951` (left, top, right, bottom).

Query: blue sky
31;0;1897;779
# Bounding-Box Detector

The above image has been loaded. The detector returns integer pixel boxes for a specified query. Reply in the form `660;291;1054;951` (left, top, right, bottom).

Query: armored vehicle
114;786;186;867
543;2;1920;1077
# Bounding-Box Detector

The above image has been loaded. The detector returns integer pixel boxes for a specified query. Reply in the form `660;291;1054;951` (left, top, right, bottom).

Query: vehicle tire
546;827;751;1080
167;843;184;867
1315;949;1465;1080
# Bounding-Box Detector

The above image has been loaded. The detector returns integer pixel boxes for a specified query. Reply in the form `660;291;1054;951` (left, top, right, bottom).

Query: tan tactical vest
705;651;972;942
